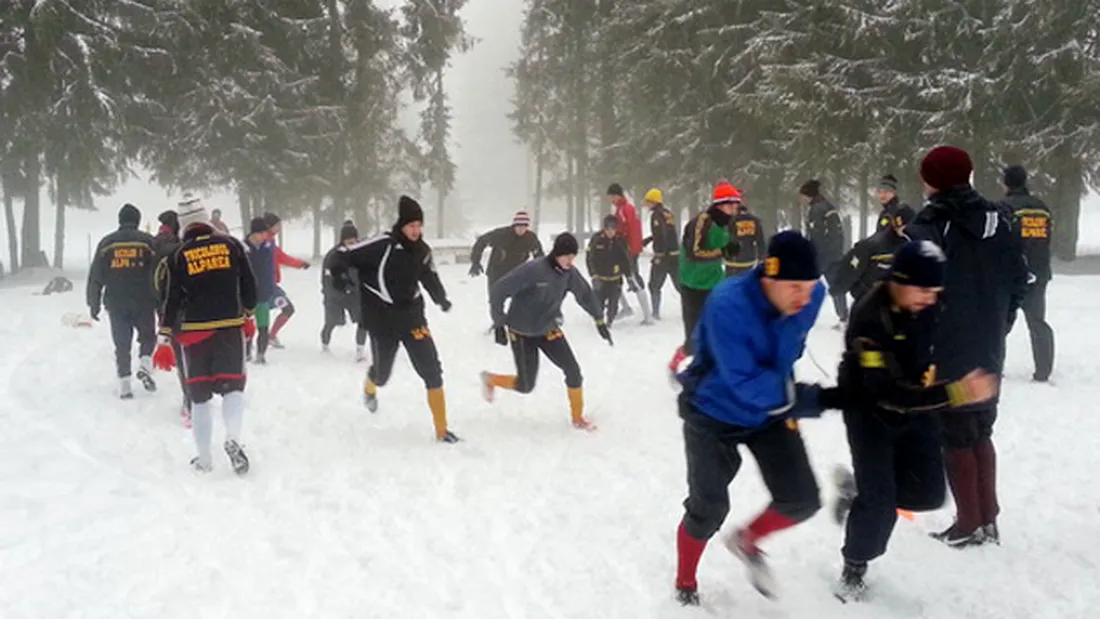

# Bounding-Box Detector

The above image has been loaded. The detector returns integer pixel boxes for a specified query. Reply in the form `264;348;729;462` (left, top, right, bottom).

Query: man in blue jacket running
674;231;835;606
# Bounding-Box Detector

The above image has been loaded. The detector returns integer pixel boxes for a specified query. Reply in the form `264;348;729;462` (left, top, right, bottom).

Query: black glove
439;299;452;312
494;326;508;346
469;262;483;277
626;278;638;293
302;262;311;270
596;320;613;346
789;382;825;419
89;306;100;321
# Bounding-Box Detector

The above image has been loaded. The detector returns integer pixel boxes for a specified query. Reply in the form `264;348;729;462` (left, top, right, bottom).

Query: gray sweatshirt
490;258;603;336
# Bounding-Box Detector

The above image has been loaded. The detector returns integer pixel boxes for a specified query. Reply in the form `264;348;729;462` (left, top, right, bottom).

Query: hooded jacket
469;226;544;282
489;257;603;337
87;208;159;313
908;186;1029;383
1002;187;1053;282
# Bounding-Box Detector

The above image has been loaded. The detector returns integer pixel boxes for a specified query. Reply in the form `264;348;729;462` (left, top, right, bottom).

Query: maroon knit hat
920;146;973;190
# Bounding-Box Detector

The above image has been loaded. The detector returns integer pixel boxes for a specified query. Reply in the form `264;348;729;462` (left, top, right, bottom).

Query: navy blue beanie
890;240;946;288
763;231;820;281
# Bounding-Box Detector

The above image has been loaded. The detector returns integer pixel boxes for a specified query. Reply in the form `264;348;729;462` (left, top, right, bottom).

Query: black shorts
180;328;247;402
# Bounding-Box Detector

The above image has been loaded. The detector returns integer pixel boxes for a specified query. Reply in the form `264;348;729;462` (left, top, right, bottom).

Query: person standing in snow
875;175;909;233
210;208;231;235
480;232;612;431
468;210;544;295
830;205;915;303
673;231;832;606
724;199;767;277
668;181;741;375
160;205;257;475
321;222;367;359
244;218;277;365
262;213;310;349
329;196;459;443
907;146;1029;547
152;209;191;424
87;204;160;399
641;188;681;320
830;241;998;601
607;183;653;324
586;215;635;327
801;179;847;326
1001;164;1055;382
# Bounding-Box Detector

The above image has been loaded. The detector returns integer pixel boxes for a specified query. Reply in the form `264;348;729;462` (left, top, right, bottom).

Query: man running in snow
329;196;459;443
674;231;831;606
468;210;544;294
907;146;1029;547
480;232;612;431
244;218;277;365
831;240;998;601
669;181;741;375
87;204;159;399
321;222;367;359
607;183;653;324
586;215;634;327
160;204;257;475
641;188;680;320
262;213;310;348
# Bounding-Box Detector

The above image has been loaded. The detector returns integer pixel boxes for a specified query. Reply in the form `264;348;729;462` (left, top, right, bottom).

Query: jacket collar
1006;186;1030;197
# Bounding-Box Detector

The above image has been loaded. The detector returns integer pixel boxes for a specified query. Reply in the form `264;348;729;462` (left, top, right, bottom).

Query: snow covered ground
2;263;1098;619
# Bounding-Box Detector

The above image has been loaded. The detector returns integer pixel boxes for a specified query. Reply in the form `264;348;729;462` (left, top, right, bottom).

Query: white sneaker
119;377;133;400
725;530;778;600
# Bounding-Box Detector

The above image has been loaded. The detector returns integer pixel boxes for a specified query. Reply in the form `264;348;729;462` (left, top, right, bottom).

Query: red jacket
273;245;307;283
615;202;643;256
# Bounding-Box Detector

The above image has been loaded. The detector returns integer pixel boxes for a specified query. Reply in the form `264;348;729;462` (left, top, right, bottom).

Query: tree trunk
565;155;576;232
1052;144;1081;261
312;200;322;257
238;185;251;230
3;184;18;274
533;146;544;229
858;171;869;240
21;153;42;267
54;176;66;270
435;68;447;238
331;195;345;244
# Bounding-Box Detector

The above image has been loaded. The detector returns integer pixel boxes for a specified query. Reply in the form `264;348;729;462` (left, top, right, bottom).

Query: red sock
742;508;797;547
676;522;707;590
271;313;290;338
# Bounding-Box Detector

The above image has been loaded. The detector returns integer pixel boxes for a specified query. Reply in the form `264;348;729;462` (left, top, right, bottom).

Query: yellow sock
567;387;584;423
488;374;517;390
364;379;377;397
427;387;448;438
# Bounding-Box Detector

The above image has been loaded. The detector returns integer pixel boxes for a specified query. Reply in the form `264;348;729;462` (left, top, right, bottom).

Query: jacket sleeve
470;228;498;264
831;243;865;294
848;334;970;414
825;208;844;255
418;247;449;306
699;293;793;413
685;215;725;262
274;245;307;269
568;268;605;322
160;251;184;334
617;238;633;274
754;217;766;260
488;262;532;327
585;235;597;275
530;233;544;258
236;242;258;313
86;238;108;310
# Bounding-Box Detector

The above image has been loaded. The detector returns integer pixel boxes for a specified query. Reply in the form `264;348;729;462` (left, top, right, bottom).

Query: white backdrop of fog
0;0;1096;270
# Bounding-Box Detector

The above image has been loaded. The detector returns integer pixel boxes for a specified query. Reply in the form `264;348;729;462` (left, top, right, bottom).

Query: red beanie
920;146;973;190
712;182;742;205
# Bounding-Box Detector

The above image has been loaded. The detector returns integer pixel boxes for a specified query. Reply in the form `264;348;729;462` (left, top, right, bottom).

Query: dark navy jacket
679;267;825;427
245;237;277;304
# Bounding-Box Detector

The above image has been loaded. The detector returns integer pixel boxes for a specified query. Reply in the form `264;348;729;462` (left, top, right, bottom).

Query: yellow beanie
644;188;663;204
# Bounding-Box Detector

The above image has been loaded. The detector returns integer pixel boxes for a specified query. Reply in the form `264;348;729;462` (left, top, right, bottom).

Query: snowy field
2;262;1099;619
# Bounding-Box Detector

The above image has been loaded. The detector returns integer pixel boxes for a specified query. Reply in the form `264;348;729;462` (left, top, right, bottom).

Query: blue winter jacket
245;237;277;304
679;267;825;428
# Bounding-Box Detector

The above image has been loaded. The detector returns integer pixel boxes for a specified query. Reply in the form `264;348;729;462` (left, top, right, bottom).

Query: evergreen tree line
508;0;1100;260
0;0;471;272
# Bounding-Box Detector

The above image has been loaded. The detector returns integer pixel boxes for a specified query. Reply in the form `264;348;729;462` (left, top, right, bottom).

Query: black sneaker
930;523;984;548
136;369;157;392
833;561;868;603
364;391;378;413
437;431;461;444
224;440;250;476
675;587;700;606
982;522;1000;545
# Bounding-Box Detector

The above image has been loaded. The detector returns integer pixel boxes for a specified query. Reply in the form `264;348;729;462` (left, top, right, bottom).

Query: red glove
152;336;176;371
243;316;257;339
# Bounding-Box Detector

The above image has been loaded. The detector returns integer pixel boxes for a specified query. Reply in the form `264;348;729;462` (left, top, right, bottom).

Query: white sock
191;400;214;467
221;391;245;444
139;355;152;373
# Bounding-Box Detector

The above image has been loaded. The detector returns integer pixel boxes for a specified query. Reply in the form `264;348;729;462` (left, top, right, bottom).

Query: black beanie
550;232;579;257
890;240;946;288
798;179;821;199
602;214;619;229
395;195;424;229
340;223;358;242
1003;164;1027;189
606;182;624;197
118;203;141;227
879;174;898;192
762;231;820;281
250;217;269;235
158;210;180;236
263;212;281;229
